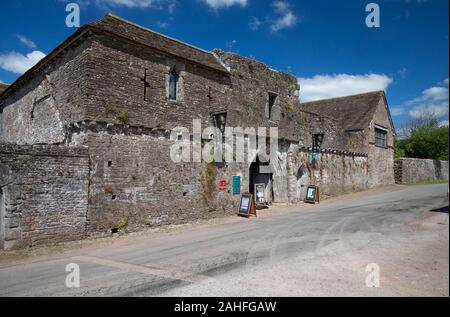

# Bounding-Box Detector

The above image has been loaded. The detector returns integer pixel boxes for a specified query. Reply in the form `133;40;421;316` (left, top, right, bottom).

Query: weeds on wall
200;161;217;210
102;100;129;125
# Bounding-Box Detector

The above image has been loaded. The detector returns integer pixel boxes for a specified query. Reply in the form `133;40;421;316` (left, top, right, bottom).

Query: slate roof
0;83;8;95
299;91;388;132
0;14;229;101
91;14;229;74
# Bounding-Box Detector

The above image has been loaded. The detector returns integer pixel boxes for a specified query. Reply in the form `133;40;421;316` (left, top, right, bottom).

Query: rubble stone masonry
0;143;89;250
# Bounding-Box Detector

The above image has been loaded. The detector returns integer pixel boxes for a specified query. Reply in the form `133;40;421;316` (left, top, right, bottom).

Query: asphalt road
0;184;448;297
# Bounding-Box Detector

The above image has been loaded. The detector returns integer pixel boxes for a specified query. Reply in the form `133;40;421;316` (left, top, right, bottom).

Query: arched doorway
249;158;273;204
296;164;310;202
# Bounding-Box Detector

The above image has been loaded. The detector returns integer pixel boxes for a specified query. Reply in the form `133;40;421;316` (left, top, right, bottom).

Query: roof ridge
300;90;384;105
103;14;214;56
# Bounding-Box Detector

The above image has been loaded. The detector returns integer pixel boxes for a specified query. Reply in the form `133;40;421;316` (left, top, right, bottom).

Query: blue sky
0;0;448;130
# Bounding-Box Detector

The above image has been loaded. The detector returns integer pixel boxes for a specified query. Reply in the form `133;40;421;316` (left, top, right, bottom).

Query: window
169;70;179;100
312;134;324;149
268;93;278;119
375;127;388;148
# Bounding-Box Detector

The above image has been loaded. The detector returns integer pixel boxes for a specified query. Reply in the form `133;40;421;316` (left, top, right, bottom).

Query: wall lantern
213;112;227;135
313;133;325;150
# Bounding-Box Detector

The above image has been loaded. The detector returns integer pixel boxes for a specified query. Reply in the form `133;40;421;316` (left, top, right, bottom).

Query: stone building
0;14;395;249
0;84;8;95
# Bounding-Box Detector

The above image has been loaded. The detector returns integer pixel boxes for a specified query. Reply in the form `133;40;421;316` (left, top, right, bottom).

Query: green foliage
103;100;129;125
104;101;116;115
115;217;129;230
394;139;407;159
200;162;217;207
402;119;449;161
115;111;129;125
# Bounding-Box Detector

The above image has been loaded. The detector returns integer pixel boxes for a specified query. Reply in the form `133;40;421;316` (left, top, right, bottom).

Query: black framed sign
238;193;257;218
305;185;320;204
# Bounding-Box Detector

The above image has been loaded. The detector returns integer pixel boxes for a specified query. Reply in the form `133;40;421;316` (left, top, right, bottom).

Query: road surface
0;184;448;297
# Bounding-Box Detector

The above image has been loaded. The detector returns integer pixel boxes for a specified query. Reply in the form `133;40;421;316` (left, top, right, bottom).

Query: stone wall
367;98;396;188
394;158;449;184
67;122;245;236
0;143;89;250
287;145;369;203
83;33;232;131
216;51;349;148
0;39;93;145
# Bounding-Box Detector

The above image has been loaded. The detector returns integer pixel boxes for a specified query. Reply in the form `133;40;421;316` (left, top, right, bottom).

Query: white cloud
406;86;449;106
390;106;406;116
0;51;46;74
94;0;172;8
409;101;449;119
156;20;169;29
96;0;150;7
17;35;37;49
393;79;450;120
298;74;393;102
271;1;298;32
203;0;247;9
439;120;449;127
249;16;262;31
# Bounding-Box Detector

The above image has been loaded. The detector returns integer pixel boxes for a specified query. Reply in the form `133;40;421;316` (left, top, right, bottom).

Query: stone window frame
168;70;179;100
266;91;281;122
374;125;388;148
166;62;185;102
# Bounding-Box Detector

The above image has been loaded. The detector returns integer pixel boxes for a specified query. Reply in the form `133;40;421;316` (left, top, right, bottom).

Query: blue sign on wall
232;176;241;195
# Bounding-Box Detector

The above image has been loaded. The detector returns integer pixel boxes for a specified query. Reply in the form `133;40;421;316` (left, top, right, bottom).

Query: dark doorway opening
249;158;273;204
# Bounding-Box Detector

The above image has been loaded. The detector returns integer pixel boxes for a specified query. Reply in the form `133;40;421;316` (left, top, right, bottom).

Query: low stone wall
394;158;449;184
0;143;89;250
287;145;369;203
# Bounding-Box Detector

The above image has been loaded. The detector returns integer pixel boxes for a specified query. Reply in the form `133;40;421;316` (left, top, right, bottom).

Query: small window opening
268;93;278;119
141;68;150;101
169;70;179;100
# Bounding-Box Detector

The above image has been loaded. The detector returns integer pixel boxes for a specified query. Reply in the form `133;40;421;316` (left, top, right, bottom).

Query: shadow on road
431;206;449;214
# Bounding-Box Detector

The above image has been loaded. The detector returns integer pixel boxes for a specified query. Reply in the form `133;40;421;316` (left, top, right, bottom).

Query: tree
401;116;449;161
394;139;406;159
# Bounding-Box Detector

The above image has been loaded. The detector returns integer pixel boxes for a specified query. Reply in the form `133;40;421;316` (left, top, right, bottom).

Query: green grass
403;180;449;186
